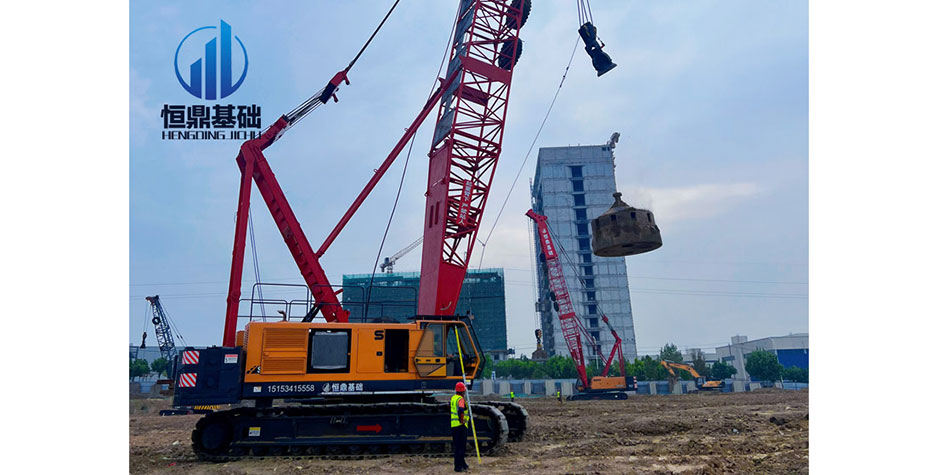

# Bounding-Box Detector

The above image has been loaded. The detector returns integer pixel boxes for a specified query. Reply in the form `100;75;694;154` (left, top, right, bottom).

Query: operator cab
414;319;479;378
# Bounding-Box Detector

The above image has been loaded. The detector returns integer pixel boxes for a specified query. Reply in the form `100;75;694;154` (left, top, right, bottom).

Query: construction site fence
474;379;808;397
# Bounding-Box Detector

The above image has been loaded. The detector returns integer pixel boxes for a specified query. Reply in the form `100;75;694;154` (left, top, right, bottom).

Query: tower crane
380;237;423;273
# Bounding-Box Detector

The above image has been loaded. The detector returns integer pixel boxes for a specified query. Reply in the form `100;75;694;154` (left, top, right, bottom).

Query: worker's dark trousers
451;425;467;470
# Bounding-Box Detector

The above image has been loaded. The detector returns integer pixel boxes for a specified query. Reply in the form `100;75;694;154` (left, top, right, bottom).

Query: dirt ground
130;389;807;474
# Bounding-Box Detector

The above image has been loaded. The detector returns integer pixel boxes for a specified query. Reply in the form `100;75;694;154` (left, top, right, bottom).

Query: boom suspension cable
248;207;266;317
361;5;460;319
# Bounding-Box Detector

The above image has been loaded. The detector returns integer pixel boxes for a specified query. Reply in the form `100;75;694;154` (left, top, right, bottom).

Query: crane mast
527;209;628;393
526;210;590;387
418;0;527;315
145;295;178;364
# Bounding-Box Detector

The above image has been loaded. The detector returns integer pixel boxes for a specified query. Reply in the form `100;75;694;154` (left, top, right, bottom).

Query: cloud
619;182;763;227
129;67;157;144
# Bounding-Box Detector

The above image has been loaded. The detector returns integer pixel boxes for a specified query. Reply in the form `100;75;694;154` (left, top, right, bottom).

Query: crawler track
191;402;509;461
485;401;528;441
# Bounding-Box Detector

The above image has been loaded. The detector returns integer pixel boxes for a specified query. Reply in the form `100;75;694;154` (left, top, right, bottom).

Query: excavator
170;0;546;460
660;360;726;392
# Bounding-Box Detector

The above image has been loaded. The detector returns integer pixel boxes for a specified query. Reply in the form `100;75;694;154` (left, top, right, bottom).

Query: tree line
480;344;807;384
129;346;807;384
129;357;170;381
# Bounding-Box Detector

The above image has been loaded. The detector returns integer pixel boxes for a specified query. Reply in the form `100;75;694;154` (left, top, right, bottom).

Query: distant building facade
715;333;809;381
342;269;509;360
530;141;638;363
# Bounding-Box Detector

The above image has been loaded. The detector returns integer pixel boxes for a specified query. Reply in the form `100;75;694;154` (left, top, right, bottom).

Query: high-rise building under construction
530;137;638;362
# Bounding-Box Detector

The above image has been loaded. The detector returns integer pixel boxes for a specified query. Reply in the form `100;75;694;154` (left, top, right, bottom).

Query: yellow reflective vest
450;394;467;428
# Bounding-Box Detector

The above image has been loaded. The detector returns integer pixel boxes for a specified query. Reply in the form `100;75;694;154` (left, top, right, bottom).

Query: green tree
745;350;784;383
782;366;808;383
543;356;578;379
711;361;737;380
480;355;495;379
641;355;668;380
659;343;683;363
130;358;150;381
150;357;170;378
628;359;646;381
689;349;711;379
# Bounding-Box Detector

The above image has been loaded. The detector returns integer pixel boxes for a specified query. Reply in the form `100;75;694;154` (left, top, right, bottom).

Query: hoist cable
346;0;402;72
160;299;188;348
282;0;402;130
248;207;266;317
545;219;616;364
577;0;594;25
362;6;460;319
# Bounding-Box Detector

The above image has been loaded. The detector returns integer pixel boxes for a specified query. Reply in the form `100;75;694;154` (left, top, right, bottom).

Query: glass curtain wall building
341;269;509;359
530;142;638;363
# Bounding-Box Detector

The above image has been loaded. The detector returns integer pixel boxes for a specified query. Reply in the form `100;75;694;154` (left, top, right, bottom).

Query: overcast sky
130;0;807;357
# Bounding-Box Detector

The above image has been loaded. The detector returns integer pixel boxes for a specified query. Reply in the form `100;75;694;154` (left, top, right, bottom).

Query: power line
131;274;808;288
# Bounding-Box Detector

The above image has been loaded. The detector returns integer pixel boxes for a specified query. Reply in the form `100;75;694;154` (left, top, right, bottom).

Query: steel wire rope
362;7;460;320
159;298;189;348
130;273;808;287
282;0;403;128
577;0;594;25
140;300;149;343
545;219;620;364
248;207;266;318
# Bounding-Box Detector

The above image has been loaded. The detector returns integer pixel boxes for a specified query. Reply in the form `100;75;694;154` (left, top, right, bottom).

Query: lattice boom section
546;257;587;376
419;0;526;314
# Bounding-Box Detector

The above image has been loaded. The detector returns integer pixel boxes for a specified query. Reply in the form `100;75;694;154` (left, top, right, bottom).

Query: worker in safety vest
450;382;470;472
510;390;515;402
557;390;563;403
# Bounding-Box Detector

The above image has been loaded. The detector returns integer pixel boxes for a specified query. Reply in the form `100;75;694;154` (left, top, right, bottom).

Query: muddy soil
129;389;807;474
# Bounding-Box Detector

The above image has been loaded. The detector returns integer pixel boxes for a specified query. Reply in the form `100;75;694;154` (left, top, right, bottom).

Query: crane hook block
578;22;617;77
590;192;662;257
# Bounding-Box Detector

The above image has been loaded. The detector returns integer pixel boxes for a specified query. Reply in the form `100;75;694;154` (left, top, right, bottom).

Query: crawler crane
527;210;637;400
172;0;625;458
173;0;539;459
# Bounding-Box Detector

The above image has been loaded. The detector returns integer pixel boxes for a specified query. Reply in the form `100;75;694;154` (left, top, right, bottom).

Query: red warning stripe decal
182;350;200;365
178;373;197;388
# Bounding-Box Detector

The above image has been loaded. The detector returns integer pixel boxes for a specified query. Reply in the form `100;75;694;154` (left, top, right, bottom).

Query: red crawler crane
175;1;535;459
527;209;636;400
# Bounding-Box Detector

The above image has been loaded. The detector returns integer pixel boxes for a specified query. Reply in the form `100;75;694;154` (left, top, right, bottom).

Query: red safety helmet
455;382;467;392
